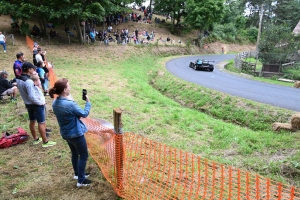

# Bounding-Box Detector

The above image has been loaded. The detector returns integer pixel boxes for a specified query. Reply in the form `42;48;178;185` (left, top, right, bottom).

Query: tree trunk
149;0;153;13
176;13;181;26
172;11;175;30
73;17;83;44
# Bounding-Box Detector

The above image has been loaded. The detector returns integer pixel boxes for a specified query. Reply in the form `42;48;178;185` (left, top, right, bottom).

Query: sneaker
46;128;52;133
73;173;90;180
4;50;6;53
11;98;17;102
77;179;92;187
33;138;42;145
42;140;56;148
44;93;49;96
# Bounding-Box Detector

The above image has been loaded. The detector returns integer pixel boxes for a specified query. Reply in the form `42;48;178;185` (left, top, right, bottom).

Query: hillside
0;14;263;200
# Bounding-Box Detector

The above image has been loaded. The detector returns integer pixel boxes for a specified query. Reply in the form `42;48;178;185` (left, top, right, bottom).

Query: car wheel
189;63;193;68
194;65;197;70
210;69;214;72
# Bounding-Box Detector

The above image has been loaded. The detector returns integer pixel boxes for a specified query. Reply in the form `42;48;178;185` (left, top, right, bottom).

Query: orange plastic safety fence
82;120;300;200
26;36;300;200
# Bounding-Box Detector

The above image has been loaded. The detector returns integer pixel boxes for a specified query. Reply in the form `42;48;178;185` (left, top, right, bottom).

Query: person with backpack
49;78;92;187
16;62;56;148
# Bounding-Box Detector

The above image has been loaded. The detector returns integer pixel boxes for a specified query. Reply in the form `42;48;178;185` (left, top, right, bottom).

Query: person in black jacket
0;70;18;101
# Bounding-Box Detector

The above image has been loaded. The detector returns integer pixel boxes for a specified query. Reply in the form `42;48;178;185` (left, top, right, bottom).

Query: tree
154;0;186;28
273;0;300;31
184;0;224;38
0;0;136;43
258;24;300;64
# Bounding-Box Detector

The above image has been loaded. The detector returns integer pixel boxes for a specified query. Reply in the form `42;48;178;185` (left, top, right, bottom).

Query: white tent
293;20;300;35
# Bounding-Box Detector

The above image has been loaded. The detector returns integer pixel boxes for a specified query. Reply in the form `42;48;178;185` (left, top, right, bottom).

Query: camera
82;89;87;100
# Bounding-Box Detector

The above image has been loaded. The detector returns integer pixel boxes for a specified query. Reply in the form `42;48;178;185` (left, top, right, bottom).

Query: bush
282;64;300;80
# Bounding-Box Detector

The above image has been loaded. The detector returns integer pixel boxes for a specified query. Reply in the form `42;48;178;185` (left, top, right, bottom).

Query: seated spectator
31;25;40;36
166;36;171;42
49;29;59;38
47;23;54;28
65;26;74;36
104;36;109;46
0;70;18;101
11;21;20;32
108;34;114;42
107;26;113;32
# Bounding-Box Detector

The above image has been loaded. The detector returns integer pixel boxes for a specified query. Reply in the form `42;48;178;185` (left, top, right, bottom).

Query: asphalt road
166;55;300;111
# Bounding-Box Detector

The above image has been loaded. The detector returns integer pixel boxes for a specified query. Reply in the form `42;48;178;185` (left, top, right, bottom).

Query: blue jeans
64;135;88;183
43;78;49;92
0;41;6;51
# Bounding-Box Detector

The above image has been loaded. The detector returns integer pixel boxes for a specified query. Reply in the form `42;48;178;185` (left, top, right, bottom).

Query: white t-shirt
0;34;5;42
35;53;45;66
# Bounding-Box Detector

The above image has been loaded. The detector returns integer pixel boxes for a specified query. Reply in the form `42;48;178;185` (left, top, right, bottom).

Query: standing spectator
0;70;18;101
13;52;25;78
16;62;56;148
89;31;95;43
35;48;49;95
222;47;224;54
50;78;92;187
36;61;45;91
0;31;6;52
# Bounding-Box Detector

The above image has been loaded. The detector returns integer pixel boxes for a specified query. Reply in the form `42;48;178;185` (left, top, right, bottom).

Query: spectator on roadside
0;70;18;101
16;62;56;148
0;31;6;52
65;26;74;36
90;31;95;43
50;29;59;38
13;52;25;78
50;78;92;187
30;25;40;36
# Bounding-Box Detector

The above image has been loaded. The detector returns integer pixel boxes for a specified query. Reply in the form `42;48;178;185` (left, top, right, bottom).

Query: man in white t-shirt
35;48;45;67
0;32;6;52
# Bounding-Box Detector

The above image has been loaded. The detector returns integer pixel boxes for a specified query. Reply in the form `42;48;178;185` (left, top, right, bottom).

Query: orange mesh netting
26;36;300;200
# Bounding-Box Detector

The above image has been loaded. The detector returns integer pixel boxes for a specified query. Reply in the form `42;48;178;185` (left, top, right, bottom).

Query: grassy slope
0;16;300;199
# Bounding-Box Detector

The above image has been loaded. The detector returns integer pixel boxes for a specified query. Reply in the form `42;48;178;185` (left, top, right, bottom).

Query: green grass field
0;36;299;199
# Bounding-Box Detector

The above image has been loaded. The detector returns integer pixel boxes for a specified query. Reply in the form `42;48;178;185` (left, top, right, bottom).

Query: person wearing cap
13;52;25;78
0;31;6;52
0;70;18;101
16;62;56;148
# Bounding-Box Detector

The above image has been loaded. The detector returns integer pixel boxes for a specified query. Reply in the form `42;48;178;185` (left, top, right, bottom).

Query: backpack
0;127;30;148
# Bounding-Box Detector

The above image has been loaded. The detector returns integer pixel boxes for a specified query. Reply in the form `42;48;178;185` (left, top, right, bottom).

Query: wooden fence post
114;108;124;196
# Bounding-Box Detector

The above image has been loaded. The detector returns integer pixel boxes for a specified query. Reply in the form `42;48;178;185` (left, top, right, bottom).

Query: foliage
184;0;224;33
19;21;29;35
273;0;300;31
153;0;186;28
0;0;133;43
258;24;300;64
282;64;300;81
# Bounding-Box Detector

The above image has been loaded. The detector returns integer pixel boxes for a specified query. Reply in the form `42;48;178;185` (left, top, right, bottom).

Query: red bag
0;127;30;148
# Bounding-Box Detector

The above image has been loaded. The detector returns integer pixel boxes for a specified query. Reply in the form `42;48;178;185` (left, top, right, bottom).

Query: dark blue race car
189;59;214;72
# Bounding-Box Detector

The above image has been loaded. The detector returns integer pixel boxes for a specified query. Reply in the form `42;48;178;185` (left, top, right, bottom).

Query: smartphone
82;89;87;100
